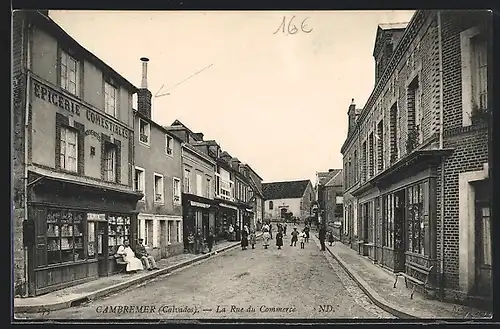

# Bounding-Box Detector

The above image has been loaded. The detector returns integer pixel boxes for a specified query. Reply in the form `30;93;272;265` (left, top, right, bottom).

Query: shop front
26;169;142;297
216;201;238;241
182;194;217;250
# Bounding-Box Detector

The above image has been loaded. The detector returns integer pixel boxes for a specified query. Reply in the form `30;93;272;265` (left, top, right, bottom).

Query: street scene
12;9;492;323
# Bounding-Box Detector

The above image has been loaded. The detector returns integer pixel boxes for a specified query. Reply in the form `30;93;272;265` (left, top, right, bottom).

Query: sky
49;10;415;183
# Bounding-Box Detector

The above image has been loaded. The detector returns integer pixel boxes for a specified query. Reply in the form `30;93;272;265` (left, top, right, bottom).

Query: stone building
263;180;315;223
341;10;491;307
12;11;142;296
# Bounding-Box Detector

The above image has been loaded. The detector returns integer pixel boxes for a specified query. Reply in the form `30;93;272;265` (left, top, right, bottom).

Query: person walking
241;225;249;250
276;230;284;250
262;226;271;249
207;229;214;252
319;225;327;251
299;231;306;249
304;225;310;243
249;229;257;249
290;227;299;247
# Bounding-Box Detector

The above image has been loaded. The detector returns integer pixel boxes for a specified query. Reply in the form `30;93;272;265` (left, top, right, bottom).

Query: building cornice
341;10;431;154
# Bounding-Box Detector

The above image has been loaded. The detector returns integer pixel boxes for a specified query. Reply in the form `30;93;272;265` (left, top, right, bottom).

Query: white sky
49;10;415;183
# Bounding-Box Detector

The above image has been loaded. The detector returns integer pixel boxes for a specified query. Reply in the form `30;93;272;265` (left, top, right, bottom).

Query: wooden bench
114;254;128;273
393;262;435;299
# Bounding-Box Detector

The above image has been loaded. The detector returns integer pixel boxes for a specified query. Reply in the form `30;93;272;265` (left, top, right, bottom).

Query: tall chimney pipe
140;57;149;89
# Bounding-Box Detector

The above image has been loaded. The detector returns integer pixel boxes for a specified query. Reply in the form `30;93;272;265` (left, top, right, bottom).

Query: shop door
394;190;406;272
474;180;492;296
202;212;209;240
96;222;108;276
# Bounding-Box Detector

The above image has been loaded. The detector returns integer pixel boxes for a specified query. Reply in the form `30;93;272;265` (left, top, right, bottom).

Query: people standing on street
135;239;159;271
241;226;249;250
328;230;335;246
276;230;283;250
207;229;214;252
299;231;306;249
304;225;310;243
283;223;287;236
269;222;273;239
249;229;257;249
228;224;235;241
195;229;203;254
187;231;195;254
290;227;299;247
319;226;327;251
262;226;271;249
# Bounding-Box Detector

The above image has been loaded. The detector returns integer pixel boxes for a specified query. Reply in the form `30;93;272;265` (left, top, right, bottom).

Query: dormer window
60;50;79;96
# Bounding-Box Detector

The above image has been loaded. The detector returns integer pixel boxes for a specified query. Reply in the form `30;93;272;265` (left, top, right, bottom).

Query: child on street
249;230;257;249
299;231;306;249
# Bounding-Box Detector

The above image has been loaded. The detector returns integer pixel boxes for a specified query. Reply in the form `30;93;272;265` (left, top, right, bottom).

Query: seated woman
116;240;144;274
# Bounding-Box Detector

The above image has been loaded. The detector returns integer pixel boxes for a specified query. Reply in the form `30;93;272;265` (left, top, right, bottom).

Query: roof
325;169;343;187
317;169;341;186
262;180;311;200
378;22;409;30
31;11;138;92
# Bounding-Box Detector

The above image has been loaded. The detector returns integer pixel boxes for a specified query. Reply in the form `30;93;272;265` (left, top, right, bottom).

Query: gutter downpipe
437;10;446;301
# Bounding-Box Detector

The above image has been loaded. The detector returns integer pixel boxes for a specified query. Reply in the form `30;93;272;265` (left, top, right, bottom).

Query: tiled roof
325;169;343;187
318;169;341;186
262;180;311;200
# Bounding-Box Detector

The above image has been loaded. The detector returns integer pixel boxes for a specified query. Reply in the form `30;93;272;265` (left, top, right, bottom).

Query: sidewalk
313;235;492;319
14;234;262;314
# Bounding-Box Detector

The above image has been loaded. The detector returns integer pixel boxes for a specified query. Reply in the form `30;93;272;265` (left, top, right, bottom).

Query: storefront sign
219;203;238;210
190;201;211;208
87;213;106;221
33;80;130;139
85;129;101;141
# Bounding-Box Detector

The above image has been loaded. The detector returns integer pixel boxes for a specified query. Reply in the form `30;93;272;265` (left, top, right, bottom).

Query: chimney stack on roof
137;57;152;119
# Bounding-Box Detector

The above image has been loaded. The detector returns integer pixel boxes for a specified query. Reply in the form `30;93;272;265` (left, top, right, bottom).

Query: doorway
474;180;492;297
394;189;406;272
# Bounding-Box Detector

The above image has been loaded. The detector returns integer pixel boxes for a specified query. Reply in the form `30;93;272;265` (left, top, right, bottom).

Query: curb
14;233;263;314
313;234;418;319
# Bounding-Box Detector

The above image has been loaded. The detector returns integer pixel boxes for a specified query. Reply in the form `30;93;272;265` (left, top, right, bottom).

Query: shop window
269;201;274;210
103;142;117;182
60;50;79;96
165;135;173;156
383;194;395;249
173;177;181;204
88;221;96;258
184;168;191;193
407;183;424;255
108;216;131;255
59;126;78;172
46;210;85;265
139;119;150;146
104;81;117;117
154;173;164;204
134;167;145;200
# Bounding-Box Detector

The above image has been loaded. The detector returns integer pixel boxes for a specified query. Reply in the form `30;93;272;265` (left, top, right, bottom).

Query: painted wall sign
33;80;130;139
219;203;238;210
85;129;101;141
190;201;211;208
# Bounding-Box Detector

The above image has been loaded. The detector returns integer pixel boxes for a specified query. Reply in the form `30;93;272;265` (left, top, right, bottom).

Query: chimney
347;98;356;134
137;57;152;119
328;169;335;172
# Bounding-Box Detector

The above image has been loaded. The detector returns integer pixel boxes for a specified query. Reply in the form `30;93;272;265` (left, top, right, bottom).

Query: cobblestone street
20;230;393;320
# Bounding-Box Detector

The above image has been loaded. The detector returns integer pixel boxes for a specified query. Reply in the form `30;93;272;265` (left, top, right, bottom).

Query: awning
219;203;238;211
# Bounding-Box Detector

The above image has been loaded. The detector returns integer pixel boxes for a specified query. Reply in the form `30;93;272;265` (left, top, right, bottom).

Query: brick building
315;169;343;233
12;11;142;296
341;10;491;307
133;58;184;260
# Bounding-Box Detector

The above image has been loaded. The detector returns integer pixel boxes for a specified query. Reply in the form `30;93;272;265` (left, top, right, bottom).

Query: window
383;194;395;249
60;126;78;172
176;221;181;243
390;103;398;163
168;221;175;244
479;207;491;266
269;201;274;210
461;27;488;127
46;210;85;265
206;177;211;198
215;174;220;196
471;35;488;110
154;174;164;204
353;150;358;182
377;120;384;172
143;219;153;247
104;82;117;117
103;142;117;182
407;183;424;255
134;167;145;200
361;141;367;182
139;119;150;145
108;215;131;255
196;172;203;197
407;77;422;150
60;51;79;96
165;135;173;156
173;178;181;204
184;168;191;193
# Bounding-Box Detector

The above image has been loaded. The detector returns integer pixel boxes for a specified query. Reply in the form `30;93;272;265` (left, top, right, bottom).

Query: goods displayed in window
108;216;131;255
46;210;85;265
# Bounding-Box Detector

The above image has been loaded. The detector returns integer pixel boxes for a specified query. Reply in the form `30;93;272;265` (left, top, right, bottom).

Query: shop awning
351;148;454;197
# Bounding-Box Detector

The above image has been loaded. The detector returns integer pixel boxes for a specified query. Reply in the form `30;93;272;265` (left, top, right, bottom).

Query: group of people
258;223;312;250
240;224;257;250
186;229;216;254
115;239;160;274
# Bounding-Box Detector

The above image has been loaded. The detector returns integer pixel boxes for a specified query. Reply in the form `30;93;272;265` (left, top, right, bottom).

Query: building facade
263;180;315;222
133;59;184;260
241;163;265;231
12;11;142;296
316;169;344;237
341;10;492;306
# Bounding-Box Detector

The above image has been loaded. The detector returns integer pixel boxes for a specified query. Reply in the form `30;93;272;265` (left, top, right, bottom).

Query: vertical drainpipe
437;10;446;301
